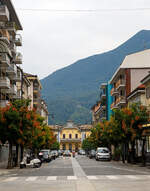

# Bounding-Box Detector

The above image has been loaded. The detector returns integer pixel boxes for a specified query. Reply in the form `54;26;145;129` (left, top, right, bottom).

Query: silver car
95;147;111;161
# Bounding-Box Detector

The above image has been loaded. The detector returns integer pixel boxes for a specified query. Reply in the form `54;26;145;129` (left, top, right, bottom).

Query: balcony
12;70;22;82
5;22;16;35
15;34;22;46
116;79;126;90
0;100;9;108
13;90;21;99
100;91;106;100
15;52;22;64
0;5;10;22
111;102;118;110
0;53;10;68
9;42;16;56
6;64;17;76
0;77;10;89
111;87;119;96
60;138;81;143
0;36;10;45
116;96;126;106
6;84;17;95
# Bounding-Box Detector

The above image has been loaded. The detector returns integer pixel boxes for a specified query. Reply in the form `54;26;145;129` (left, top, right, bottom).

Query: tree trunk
7;142;13;169
20;145;24;162
130;141;135;164
142;139;146;166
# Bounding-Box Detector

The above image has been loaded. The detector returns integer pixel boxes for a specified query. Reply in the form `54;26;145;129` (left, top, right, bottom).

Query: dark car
39;150;52;162
51;150;58;160
63;150;71;157
89;150;96;159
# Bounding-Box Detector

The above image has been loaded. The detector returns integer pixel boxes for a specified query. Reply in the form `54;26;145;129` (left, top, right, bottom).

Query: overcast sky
12;0;150;79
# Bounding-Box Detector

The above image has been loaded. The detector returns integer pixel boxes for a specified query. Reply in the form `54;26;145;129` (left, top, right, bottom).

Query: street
0;155;150;191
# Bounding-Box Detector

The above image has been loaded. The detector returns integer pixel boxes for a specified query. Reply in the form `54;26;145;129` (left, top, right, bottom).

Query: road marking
3;177;18;182
125;175;139;179
87;176;98;180
26;177;38;181
106;175;119;180
47;176;57;181
67;176;77;180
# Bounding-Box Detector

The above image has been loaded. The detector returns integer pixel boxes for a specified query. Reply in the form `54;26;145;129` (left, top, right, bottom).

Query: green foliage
50;142;60;150
82;138;96;151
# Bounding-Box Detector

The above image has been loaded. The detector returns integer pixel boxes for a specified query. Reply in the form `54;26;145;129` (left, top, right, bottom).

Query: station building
50;121;92;151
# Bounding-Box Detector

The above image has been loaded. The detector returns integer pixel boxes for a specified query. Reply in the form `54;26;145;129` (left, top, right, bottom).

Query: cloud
12;0;150;79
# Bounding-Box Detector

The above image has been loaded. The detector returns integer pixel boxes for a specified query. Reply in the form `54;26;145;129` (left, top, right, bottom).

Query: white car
95;147;111;161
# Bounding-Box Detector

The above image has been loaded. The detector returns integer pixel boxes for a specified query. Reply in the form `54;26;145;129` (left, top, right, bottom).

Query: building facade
0;0;23;108
51;121;92;151
110;49;150;110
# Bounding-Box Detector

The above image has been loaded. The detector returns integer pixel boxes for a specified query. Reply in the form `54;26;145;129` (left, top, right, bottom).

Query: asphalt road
0;155;150;191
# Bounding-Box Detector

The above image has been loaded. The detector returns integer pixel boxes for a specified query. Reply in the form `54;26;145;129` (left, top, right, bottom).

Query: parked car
89;150;96;159
95;147;111;161
78;149;86;155
40;149;52;162
80;150;86;155
51;150;58;159
58;150;63;156
63;150;71;157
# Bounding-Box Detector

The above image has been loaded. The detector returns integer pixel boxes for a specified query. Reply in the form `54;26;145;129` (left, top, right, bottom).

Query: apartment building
127;84;146;106
91;101;101;124
41;99;49;125
24;73;42;112
110;49;150;110
0;0;23;107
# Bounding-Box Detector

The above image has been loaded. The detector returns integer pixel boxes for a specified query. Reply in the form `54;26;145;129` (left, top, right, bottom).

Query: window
63;144;66;150
63;134;65;139
146;87;150;99
75;134;78;139
69;134;72;139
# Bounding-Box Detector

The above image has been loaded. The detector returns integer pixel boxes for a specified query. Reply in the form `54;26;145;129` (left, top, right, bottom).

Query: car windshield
41;151;48;155
97;149;109;153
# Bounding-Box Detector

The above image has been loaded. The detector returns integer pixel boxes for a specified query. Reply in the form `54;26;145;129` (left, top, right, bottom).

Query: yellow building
51;121;92;151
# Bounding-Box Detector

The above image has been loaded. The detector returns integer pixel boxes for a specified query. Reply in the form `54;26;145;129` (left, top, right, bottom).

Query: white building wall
131;69;150;92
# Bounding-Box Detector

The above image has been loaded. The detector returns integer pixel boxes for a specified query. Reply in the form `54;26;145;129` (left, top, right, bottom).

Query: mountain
41;30;150;125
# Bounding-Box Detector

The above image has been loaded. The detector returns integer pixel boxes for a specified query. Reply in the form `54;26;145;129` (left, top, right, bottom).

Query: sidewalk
111;160;150;173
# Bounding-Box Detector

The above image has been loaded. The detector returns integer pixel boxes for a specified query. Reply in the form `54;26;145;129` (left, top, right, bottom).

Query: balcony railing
0;77;10;89
111;87;119;96
15;34;22;46
6;84;17;95
15;52;22;64
5;22;16;35
6;64;17;76
9;42;16;55
0;36;10;45
13;90;21;99
116;79;126;90
111;102;118;110
0;5;10;22
116;96;126;106
60;138;81;142
0;53;10;68
0;100;9;108
13;70;22;82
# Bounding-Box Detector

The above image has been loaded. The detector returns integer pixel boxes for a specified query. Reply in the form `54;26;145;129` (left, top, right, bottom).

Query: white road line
67;176;77;180
47;176;57;181
106;175;119;180
26;176;38;181
87;176;98;180
3;177;18;182
125;175;139;179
